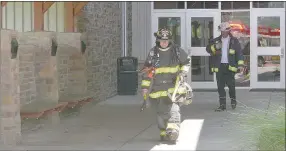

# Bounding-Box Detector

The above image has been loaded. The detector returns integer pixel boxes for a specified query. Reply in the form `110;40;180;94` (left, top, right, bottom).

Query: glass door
186;10;221;89
250;9;285;89
152;13;186;50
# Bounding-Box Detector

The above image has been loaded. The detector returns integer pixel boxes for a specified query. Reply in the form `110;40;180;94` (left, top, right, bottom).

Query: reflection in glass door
187;10;221;89
250;9;285;89
152;13;186;50
191;17;214;82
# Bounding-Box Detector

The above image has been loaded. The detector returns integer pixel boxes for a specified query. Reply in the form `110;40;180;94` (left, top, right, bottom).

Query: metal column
121;2;127;57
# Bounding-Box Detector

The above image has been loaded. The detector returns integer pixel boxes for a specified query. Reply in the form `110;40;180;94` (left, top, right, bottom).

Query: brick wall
127;2;132;56
81;2;122;101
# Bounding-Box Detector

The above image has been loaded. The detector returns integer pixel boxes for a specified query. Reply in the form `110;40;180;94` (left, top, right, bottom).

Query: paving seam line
115;123;154;151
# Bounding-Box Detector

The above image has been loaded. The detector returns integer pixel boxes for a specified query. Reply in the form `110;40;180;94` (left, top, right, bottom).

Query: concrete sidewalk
1;90;285;150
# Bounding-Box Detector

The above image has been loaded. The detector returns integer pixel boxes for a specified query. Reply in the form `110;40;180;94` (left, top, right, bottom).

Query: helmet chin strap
157;40;173;51
159;47;170;51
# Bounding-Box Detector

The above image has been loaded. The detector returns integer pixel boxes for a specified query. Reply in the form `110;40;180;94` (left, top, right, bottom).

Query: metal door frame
250;8;285;89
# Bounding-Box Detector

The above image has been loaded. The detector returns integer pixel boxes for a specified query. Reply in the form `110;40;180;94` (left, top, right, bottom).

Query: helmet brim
219;29;231;32
218;26;231;32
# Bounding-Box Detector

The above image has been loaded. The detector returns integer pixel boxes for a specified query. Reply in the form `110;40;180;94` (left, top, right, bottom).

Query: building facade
0;2;128;145
0;1;284;146
0;2;133;102
0;2;285;102
132;1;286;90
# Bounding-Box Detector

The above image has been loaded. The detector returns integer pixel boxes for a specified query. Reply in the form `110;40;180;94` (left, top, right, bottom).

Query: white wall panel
15;2;23;32
132;2;152;62
2;4;6;28
23;2;32;31
6;2;14;30
2;2;64;32
44;2;65;32
2;2;33;32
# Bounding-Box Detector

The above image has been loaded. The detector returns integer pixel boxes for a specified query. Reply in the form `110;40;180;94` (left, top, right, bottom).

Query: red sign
229;21;280;37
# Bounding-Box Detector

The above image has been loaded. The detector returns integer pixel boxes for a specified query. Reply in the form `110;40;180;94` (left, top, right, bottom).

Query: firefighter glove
141;89;148;96
140;100;150;112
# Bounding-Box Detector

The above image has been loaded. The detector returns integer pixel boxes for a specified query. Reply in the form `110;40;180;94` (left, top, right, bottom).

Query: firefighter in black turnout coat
206;22;244;111
140;28;191;143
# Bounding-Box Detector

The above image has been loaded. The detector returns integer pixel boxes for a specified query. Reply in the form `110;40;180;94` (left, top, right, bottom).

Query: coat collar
218;33;234;40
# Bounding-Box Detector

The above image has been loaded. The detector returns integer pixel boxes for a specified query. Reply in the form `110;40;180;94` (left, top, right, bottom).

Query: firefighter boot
231;98;237;109
166;123;179;144
215;98;226;112
160;129;168;142
215;104;226;112
166;129;179;144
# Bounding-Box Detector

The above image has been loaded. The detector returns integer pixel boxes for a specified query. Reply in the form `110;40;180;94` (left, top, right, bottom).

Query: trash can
117;57;138;95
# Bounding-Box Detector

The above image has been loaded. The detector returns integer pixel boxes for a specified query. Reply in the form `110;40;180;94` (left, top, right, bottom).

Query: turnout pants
150;97;181;132
215;63;236;105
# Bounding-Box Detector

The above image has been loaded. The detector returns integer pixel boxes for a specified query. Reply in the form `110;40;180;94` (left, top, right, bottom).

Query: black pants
215;63;236;105
150;97;181;132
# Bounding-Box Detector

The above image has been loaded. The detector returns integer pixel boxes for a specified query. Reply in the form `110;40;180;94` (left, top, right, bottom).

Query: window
257;55;280;82
191;56;214;82
257;16;280;47
187;1;218;9
154;2;185;9
191;17;214;47
253;2;285;8
221;2;250;10
158;17;182;46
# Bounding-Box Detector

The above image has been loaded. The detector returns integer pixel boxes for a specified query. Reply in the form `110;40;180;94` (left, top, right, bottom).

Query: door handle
281;48;285;58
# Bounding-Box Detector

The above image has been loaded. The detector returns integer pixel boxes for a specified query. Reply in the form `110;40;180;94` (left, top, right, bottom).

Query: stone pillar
49;39;59;102
18;32;60;125
18;32;59;104
57;32;87;98
47;37;60;125
81;32;88;95
17;32;37;106
0;30;21;146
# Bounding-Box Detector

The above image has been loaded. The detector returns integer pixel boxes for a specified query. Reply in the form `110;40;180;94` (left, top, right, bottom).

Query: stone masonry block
56;33;88;97
80;2;122;100
0;29;21;146
17;32;59;103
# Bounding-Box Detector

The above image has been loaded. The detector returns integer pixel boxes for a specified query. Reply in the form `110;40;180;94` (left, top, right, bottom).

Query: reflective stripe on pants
149;87;187;99
211;67;219;72
141;80;151;87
